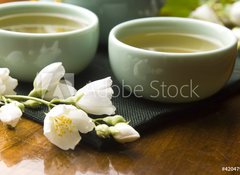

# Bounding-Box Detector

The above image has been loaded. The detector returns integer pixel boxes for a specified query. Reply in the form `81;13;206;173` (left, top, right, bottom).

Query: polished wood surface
0;93;239;174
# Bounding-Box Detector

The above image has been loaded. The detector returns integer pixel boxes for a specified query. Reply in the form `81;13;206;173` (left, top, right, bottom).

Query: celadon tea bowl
109;17;238;103
0;2;99;81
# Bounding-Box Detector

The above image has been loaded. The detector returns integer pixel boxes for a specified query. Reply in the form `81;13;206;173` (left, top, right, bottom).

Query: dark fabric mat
18;51;240;149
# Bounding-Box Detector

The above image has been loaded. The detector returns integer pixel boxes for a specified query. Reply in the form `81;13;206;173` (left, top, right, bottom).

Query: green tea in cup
0;2;99;81
0;13;87;33
121;32;222;53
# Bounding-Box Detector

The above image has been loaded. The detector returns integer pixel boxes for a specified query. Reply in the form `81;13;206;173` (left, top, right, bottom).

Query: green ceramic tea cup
0;2;99;81
109;17;238;103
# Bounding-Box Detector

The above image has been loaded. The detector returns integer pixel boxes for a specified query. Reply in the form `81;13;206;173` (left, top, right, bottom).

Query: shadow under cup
0;2;99;81
109;17;238;103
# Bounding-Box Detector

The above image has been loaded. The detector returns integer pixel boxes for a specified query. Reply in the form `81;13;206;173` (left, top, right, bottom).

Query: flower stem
50;98;75;105
92;118;106;126
4;95;55;107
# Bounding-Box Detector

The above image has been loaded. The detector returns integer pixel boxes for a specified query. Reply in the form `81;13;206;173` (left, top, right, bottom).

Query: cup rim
0;1;99;37
109;17;238;57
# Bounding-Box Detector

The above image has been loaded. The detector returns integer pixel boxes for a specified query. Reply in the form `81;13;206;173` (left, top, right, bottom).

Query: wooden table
0;91;239;175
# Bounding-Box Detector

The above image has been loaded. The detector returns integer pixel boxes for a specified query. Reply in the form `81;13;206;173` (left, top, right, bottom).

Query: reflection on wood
0;94;239;174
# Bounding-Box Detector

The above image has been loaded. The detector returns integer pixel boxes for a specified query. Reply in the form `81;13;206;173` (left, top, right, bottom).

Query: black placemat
19;51;240;149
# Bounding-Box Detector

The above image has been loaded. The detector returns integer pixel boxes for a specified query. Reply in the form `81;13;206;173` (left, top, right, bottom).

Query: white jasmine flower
109;123;140;143
43;104;95;150
230;1;240;26
75;77;116;115
0;102;22;128
31;62;76;100
0;68;18;95
33;62;64;97
190;4;223;24
215;4;232;26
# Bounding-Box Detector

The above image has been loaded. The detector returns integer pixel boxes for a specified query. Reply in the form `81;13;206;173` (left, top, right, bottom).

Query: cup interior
0;2;98;35
111;17;237;55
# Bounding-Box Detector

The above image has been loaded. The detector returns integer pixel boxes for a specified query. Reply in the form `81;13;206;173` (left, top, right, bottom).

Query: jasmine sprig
0;62;140;150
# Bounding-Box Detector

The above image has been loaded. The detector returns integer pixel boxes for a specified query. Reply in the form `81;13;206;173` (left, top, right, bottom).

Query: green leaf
160;0;201;17
218;0;236;5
